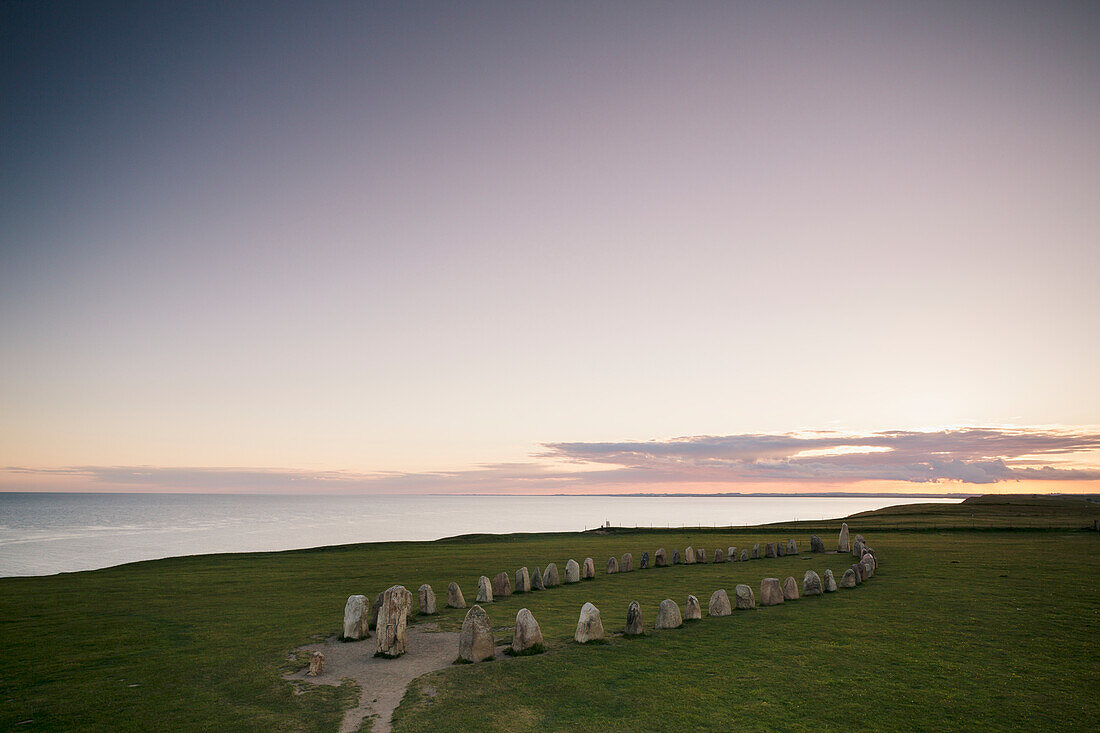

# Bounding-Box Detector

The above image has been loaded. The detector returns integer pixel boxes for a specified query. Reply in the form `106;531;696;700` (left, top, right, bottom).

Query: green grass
0;497;1097;732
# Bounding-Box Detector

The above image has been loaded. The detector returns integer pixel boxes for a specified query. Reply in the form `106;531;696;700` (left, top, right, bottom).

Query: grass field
1;496;1097;731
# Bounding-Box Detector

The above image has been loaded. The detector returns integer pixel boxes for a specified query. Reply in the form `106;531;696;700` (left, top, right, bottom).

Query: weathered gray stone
369;591;384;630
685;594;702;620
786;539;798;555
861;555;875;578
740;549;749;562
823;569;837;592
695;548;707;563
655;548;667;566
734;584;756;609
606;556;619;574
544;563;560;587
621;553;633;572
531;566;545;591
751;543;761;560
776;541;786;557
447;581;466;608
655;599;682;629
727;546;737;561
624;600;643;635
418;584;437;615
810;534;825;553
307;651;324;676
476;575;494;603
343;595;369;640
511;608;544;654
708;589;732;616
491;571;511;598
574;602;605;643
640;551;649;569
582;557;596;579
671;549;681;565
765;543;777;558
714;548;725;563
376;585;412;657
458;605;494;662
760;578;784;606
852;538;865;558
802;570;823;596
838;522;850;552
564;559;581;583
684;546;696;564
782;576;799;601
515;567;531;593
840;568;857;588
852;562;866;583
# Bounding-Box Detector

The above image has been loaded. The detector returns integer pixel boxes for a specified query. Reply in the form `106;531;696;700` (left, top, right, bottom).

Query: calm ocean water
0;493;960;577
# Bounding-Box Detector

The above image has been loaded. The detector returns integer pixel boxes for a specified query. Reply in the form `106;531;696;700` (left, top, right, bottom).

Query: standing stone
765;543;777;558
515;567;531;593
492;572;511;598
734;584;756;610
852;562;866;583
823;569;837;592
708;589;732;617
476;575;494;603
655;548;667;567
714;548;725;563
786;539;798;555
458;605;494;662
685;594;702;620
671;549;681;565
376;585;412;657
861;556;875;579
802;570;823;596
447;581;466;608
621;553;633;572
531;566;545;591
574;602;605;643
740;549;749;562
307;651;324;676
511;608;544;654
840;568;857;588
684;546;696;564
760;578;785;606
695;548;707;563
854;534;866;547
582;556;596;579
369;591;384;630
727;547;737;562
565;559;581;583
655;599;683;629
838;522;850;552
751;543;761;560
418;584;437;615
782;576;799;601
776;541;786;557
343;595;369;640
810;535;825;553
852;538;865;558
862;550;878;570
640;551;649;569
606;556;619;574
544;563;560;587
624;600;643;635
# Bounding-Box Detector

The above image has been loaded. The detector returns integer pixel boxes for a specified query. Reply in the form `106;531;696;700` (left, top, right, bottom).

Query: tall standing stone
672;549;681;565
802;570;823;596
776;541;786;557
782;576;799;601
765;543;777;558
655;548;667;566
418;584;437;615
574;602;605;643
852;538;865;558
786;539;798;555
695;548;707;563
624;600;643;635
708;589;732;616
458;605;494;662
684;546;696;564
838;522;850;552
685;594;702;620
447;581;466;608
376;585;412;657
531;566;545;591
734;584;756;609
727;547;737;562
492;572;512;598
544;563;560;587
852;562;866;583
476;575;494;603
861;555;875;579
511;608;544;654
740;549;749;562
810;535;825;553
565;559;581;583
714;548;725;563
840;568;857;588
654;599;683;629
751;543;761;560
761;578;784;606
343;595;369;640
621;552;633;572
606;556;619;574
640;551;649;569
823;569;837;592
515;567;531;593
582;557;596;579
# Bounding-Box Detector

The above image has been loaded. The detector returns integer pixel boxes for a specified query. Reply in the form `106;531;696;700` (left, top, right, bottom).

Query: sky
2;1;1098;495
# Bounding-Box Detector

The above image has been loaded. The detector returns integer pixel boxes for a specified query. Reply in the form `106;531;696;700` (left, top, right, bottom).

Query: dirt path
285;626;488;733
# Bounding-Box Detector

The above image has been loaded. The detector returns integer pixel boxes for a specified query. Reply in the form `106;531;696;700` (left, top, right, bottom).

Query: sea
0;493;962;577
